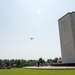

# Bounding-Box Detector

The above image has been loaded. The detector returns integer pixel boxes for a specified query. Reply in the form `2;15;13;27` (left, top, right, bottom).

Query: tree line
0;57;59;69
0;59;36;69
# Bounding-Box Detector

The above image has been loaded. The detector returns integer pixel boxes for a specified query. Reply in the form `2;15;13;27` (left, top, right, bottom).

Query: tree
20;59;26;67
38;58;45;66
10;59;15;67
47;59;53;64
53;58;58;63
0;59;2;69
17;59;20;68
4;59;11;69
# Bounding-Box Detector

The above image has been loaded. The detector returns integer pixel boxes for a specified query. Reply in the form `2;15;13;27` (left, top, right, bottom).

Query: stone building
58;12;75;63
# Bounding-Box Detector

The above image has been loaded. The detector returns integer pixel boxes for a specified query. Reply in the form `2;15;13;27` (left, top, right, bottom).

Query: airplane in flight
30;38;34;40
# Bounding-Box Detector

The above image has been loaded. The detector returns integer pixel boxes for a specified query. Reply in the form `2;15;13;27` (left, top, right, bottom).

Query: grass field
0;68;75;75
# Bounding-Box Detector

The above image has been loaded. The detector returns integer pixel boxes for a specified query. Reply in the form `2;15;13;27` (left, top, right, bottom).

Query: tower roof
58;11;75;21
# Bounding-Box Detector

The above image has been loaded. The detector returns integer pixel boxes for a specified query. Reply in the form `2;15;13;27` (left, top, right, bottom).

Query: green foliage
47;58;59;64
0;59;36;69
53;58;58;63
0;57;60;69
24;60;36;66
38;58;45;66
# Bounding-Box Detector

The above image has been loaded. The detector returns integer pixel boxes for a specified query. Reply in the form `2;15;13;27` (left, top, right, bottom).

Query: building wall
58;12;75;63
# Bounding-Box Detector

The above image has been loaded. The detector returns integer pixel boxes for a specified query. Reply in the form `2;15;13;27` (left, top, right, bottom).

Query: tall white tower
58;12;75;63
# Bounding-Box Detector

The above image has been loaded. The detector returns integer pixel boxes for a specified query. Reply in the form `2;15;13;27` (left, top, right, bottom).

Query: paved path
24;66;75;70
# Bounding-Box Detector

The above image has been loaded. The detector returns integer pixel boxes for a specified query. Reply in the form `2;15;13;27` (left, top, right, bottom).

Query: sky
0;0;75;60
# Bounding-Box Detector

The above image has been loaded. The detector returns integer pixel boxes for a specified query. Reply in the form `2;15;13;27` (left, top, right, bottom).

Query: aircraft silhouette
30;38;34;40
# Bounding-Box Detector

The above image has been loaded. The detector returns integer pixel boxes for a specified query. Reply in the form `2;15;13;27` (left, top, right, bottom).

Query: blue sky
0;0;75;60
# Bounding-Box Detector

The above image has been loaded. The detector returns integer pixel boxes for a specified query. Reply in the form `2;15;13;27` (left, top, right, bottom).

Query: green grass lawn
0;68;75;75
